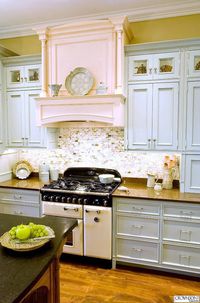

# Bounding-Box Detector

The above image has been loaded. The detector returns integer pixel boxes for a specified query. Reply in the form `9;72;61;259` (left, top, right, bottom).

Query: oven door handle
85;209;101;214
63;207;79;212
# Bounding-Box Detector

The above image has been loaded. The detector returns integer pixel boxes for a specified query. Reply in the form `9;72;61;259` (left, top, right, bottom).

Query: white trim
1;54;41;66
0;1;200;38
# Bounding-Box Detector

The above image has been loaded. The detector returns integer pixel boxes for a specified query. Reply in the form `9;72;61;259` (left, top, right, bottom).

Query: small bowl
99;174;115;184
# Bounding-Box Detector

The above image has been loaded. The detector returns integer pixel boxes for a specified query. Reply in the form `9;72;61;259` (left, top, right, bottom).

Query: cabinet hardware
149;68;152;74
132;248;143;252
153;138;156;148
179;254;191;265
154;67;157;73
132;206;144;211
132;224;144;229
180;211;193;216
24;77;27;82
63;207;78;212
85;209;101;214
14;194;22;199
148;138;151;148
179;229;191;241
21;77;23;82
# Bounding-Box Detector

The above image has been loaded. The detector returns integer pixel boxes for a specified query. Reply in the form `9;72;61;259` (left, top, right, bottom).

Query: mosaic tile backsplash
19;127;180;180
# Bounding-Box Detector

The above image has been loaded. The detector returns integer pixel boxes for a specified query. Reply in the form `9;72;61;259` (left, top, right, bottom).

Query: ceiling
0;0;200;38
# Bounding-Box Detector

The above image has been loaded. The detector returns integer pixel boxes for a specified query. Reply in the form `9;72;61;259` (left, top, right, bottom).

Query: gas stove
41;167;121;206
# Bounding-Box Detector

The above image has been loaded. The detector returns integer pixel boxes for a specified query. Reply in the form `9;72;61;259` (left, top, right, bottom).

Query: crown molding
0;1;199;39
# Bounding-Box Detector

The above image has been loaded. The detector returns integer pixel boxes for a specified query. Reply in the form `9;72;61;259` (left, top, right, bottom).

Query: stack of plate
13;160;33;180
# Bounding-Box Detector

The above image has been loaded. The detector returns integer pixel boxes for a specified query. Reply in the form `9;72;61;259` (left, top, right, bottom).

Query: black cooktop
41;167;121;194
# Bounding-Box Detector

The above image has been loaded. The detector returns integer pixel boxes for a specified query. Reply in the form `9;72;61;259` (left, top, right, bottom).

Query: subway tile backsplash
19;127;180;179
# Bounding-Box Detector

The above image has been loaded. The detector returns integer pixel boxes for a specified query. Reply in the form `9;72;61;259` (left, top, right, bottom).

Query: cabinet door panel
186;82;200;151
128;84;152;149
7;91;25;147
128;55;154;81
25;90;44;147
185;155;200;193
153;82;179;150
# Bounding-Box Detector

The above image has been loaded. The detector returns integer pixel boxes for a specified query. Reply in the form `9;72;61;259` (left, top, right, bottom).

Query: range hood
35;94;125;126
34;17;132;127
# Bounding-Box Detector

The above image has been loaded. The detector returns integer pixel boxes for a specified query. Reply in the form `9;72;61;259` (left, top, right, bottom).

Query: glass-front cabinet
128;52;180;81
187;50;200;77
6;64;41;88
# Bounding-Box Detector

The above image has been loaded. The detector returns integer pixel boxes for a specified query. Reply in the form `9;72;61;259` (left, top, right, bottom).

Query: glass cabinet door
187;50;200;77
153;52;180;79
25;65;41;86
128;55;154;81
6;66;24;88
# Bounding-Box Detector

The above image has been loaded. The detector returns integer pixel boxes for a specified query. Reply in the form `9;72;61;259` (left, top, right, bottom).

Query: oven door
84;205;112;259
63;219;83;256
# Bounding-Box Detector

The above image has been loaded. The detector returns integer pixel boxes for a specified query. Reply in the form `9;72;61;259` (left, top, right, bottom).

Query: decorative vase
48;84;62;97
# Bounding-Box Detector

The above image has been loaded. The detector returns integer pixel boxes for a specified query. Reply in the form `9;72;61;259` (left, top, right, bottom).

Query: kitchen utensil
99;174;115;184
50;168;59;181
147;173;157;188
65;67;94;96
13;160;33;180
154;182;163;191
48;84;62;97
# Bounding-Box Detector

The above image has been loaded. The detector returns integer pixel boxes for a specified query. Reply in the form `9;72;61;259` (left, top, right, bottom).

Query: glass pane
11;70;21;83
134;60;147;75
28;68;39;81
159;58;173;73
194;56;200;71
65;230;73;246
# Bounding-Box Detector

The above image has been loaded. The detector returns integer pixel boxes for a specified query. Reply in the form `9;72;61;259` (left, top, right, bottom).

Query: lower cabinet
113;197;200;275
0;188;41;217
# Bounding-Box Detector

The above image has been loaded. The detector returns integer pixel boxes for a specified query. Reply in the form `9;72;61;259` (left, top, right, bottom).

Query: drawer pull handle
132;225;144;229
180;230;191;241
180;211;193;216
179;254;191;265
14;211;23;215
132;206;144;211
14;194;22;199
64;207;78;212
132;248;143;253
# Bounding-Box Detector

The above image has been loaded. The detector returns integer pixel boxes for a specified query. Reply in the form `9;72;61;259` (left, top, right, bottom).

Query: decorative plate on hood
65;67;94;96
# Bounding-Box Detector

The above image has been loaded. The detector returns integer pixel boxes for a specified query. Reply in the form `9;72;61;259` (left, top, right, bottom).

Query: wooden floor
60;257;200;303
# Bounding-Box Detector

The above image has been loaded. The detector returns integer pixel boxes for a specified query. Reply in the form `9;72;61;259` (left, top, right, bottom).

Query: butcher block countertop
113;178;200;203
0;176;200;203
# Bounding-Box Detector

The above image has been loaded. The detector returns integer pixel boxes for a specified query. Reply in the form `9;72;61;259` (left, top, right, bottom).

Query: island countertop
0;214;77;303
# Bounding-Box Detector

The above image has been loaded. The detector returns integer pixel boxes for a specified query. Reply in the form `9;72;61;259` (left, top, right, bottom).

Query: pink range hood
34;17;132;126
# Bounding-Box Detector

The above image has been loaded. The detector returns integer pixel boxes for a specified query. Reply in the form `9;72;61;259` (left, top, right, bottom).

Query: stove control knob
78;198;82;204
72;197;77;204
67;197;71;203
94;199;100;205
83;198;88;205
103;199;108;207
61;196;66;203
50;196;54;202
94;217;100;223
42;195;48;201
55;196;60;202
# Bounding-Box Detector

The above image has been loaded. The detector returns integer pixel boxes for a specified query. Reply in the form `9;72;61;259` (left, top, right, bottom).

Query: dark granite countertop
0;214;77;303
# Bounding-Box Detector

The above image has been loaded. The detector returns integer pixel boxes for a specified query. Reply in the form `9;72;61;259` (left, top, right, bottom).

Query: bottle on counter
162;162;173;189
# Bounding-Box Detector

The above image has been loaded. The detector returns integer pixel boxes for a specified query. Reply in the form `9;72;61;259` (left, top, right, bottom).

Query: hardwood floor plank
60;259;200;303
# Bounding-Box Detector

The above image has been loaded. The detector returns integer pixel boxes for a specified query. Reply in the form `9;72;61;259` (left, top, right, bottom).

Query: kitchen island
0;213;77;303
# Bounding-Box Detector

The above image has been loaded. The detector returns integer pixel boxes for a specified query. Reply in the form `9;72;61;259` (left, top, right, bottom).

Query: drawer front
2;203;40;217
117;238;159;262
0;189;40;204
163;203;200;220
115;198;160;215
162;244;200;269
117;215;159;239
163;220;200;244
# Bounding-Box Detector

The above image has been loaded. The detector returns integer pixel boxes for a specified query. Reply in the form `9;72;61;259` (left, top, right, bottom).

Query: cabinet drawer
117;239;159;262
162;244;200;269
0;189;40;204
115;198;160;215
163;203;200;220
117;215;159;239
0;203;40;217
163;220;200;244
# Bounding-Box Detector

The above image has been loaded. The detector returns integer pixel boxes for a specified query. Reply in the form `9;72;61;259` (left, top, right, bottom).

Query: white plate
16;167;31;179
65;67;94;96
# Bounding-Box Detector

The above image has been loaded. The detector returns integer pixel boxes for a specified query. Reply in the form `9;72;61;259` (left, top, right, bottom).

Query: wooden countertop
1;176;200;203
113;178;200;203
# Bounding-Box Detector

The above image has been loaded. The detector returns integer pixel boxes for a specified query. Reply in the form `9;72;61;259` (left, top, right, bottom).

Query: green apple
16;224;31;240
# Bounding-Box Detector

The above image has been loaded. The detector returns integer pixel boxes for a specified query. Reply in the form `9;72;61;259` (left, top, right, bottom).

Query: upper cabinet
187;50;200;78
6;64;41;89
128;52;180;81
128;82;179;150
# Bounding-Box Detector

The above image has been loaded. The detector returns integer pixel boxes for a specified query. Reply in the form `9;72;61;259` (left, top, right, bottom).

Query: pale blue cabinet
7;90;45;147
128;82;179;150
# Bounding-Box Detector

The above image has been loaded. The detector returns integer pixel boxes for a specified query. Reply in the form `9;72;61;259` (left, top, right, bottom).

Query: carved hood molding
34;17;131;126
